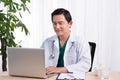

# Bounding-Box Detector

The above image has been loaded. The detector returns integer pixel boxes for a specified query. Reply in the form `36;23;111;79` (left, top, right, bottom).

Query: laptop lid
7;47;48;78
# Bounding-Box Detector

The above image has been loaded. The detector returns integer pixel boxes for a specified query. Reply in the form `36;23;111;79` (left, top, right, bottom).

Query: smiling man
41;8;91;74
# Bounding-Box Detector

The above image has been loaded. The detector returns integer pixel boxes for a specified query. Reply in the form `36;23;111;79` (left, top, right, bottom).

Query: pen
64;78;84;80
67;72;73;73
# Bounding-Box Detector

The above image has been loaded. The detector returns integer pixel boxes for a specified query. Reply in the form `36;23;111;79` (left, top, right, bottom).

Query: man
41;8;91;74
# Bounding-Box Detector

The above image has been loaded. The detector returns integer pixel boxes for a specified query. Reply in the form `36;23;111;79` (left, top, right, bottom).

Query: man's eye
53;23;57;25
59;22;64;25
59;23;62;25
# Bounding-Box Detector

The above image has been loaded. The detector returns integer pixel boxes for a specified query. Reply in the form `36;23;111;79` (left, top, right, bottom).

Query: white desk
0;72;120;80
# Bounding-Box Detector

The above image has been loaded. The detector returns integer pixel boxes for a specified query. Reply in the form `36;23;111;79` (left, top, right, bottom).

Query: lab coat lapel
64;33;75;66
50;35;59;52
54;39;59;51
64;33;75;54
52;37;59;66
64;39;72;54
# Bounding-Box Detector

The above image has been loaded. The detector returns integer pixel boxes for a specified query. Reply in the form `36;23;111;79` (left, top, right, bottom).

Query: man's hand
46;66;68;74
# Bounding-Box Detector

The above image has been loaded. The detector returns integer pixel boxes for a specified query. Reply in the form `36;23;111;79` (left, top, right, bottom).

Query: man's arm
46;66;68;74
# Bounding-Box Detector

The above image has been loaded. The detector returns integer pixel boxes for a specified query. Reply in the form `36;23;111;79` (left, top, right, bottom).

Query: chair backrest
88;42;96;72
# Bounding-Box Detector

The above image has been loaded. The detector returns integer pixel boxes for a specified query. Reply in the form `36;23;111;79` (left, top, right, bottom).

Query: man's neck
59;31;70;47
59;31;70;41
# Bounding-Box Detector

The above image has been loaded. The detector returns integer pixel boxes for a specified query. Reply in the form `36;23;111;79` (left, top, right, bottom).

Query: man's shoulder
44;35;57;42
70;34;89;46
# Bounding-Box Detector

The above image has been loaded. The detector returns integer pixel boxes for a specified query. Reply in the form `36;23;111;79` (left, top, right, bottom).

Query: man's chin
56;33;64;37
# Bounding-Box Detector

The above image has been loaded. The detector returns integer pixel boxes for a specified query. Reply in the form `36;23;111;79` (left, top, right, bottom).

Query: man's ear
69;21;73;28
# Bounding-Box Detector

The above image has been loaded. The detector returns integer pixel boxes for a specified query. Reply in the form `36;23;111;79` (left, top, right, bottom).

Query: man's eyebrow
53;21;65;23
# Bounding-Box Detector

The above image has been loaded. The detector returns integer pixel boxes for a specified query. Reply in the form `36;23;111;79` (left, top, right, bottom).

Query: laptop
7;47;55;78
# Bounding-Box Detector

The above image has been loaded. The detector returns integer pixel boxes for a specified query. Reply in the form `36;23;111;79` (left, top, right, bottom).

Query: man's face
52;14;72;37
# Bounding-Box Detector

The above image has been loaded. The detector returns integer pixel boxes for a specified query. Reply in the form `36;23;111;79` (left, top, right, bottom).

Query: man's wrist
58;67;68;73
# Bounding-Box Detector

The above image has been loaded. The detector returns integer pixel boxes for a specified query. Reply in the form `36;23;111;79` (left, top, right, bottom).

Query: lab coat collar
49;35;59;50
48;33;77;51
49;32;77;41
69;32;77;42
64;33;77;54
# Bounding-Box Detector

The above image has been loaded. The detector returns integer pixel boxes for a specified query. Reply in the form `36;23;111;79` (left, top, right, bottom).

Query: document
56;72;85;80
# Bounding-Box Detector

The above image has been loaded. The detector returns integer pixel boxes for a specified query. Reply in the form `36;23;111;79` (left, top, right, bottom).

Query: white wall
85;0;120;71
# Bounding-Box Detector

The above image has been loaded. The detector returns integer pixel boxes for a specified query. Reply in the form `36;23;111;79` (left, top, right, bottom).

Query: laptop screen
7;47;48;78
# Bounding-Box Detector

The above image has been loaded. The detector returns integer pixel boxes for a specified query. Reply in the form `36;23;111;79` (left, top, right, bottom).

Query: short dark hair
51;8;72;23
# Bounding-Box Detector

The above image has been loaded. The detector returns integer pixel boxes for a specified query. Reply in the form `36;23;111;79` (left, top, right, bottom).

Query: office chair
88;42;96;72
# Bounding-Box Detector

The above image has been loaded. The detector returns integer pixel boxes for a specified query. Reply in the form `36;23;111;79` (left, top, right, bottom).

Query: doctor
41;8;91;74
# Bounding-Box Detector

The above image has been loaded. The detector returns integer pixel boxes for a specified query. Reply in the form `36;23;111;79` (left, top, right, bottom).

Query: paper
56;72;85;80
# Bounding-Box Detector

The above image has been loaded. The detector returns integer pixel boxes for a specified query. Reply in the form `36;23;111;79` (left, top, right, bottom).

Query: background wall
16;0;120;71
3;0;120;72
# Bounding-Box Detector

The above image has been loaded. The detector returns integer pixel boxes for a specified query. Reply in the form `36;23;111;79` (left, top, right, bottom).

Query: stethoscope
49;41;55;59
49;40;75;59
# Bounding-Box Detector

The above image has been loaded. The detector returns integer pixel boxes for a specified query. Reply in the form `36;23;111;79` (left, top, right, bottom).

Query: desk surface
0;72;120;80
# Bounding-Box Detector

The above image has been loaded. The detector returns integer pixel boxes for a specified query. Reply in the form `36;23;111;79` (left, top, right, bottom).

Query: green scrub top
57;38;68;67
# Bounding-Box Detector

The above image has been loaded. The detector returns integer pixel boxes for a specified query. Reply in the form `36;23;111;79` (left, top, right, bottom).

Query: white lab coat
41;33;91;73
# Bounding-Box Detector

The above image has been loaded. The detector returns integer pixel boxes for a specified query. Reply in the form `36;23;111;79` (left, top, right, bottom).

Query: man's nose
55;24;60;28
